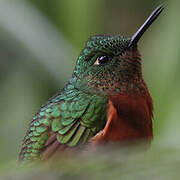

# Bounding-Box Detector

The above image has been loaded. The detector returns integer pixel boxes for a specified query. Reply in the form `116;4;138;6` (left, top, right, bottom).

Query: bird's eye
94;55;110;66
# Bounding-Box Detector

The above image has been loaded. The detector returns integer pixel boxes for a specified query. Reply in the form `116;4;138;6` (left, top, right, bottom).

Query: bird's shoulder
46;83;108;147
19;83;109;161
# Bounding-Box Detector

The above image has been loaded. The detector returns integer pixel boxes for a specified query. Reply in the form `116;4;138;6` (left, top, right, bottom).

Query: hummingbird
19;5;163;161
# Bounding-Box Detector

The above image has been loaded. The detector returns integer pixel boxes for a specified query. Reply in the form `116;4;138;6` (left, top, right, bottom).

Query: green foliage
2;143;180;179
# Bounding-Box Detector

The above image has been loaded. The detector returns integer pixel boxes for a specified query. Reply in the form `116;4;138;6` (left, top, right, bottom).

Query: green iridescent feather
19;83;108;161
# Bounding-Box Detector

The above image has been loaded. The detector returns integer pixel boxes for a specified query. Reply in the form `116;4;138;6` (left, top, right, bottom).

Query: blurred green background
0;0;180;178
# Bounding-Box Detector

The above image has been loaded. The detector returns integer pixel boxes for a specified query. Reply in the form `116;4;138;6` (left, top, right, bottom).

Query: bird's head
71;5;163;95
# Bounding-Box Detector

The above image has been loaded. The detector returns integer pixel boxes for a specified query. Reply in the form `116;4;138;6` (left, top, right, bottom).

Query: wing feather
19;84;108;161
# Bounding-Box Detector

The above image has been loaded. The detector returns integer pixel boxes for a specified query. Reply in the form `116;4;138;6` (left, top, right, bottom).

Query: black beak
128;5;164;48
